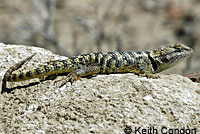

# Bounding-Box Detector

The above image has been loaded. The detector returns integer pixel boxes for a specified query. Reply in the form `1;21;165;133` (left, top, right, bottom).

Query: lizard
1;43;193;93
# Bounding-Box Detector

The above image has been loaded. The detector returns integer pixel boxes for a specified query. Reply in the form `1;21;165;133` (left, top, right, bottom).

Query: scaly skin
1;43;193;93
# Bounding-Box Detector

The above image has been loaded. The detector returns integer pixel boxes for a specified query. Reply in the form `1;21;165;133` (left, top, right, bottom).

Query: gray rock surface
0;43;199;133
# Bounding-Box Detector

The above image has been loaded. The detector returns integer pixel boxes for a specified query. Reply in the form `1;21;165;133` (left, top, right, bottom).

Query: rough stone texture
0;43;200;133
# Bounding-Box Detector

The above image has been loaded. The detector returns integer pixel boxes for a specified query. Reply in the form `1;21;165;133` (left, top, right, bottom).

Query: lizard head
150;43;193;73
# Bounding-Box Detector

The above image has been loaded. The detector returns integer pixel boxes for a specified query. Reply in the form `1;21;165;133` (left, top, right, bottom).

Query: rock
0;43;199;133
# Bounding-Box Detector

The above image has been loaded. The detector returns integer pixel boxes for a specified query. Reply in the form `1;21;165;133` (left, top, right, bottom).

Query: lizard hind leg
58;66;101;87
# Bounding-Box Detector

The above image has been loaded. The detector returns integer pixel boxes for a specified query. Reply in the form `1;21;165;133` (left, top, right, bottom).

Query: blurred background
0;0;199;74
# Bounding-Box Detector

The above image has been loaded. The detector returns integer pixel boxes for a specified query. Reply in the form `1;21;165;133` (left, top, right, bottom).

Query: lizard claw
66;72;81;84
57;72;80;88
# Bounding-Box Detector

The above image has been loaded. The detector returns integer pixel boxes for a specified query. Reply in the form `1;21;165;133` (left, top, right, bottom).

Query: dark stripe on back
108;52;118;59
108;52;121;68
94;53;100;63
44;65;51;73
106;57;114;68
128;52;137;59
78;57;83;62
127;52;135;65
26;71;32;77
18;73;24;79
10;74;17;81
68;57;76;66
147;53;158;71
98;53;107;71
88;54;94;63
121;52;132;65
83;54;91;64
63;60;69;68
115;52;123;68
100;54;108;65
35;68;41;75
137;51;143;55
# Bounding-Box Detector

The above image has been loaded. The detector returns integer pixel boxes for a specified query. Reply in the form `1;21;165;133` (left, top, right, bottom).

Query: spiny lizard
1;43;193;93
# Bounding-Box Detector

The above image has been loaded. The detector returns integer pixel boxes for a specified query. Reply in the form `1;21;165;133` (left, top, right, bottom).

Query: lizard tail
6;63;69;82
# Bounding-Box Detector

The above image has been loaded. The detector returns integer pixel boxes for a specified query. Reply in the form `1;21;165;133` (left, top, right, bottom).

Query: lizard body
1;43;193;93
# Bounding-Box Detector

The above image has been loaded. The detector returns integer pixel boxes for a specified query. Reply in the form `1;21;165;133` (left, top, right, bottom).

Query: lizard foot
56;72;80;88
139;73;160;79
